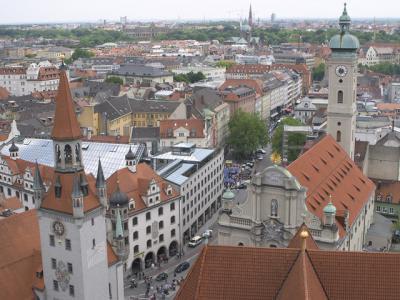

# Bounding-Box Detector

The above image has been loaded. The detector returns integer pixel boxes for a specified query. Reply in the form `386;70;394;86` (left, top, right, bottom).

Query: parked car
237;183;247;189
257;155;264;160
256;149;266;154
246;162;254;168
188;235;203;247
155;272;168;281
175;261;190;273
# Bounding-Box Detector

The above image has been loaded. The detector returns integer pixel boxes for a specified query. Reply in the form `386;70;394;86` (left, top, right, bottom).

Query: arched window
336;130;341;142
238;242;244;246
271;199;278;217
64;144;72;164
337;90;343;103
75;144;81;162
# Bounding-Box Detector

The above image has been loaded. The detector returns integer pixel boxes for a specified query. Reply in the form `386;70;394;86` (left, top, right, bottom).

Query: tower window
64;144;72;164
337;130;342;142
271;199;278;217
51;258;57;269
53;280;59;291
49;235;55;246
66;239;71;251
92;239;96;248
69;285;75;297
67;262;73;274
337;90;343;103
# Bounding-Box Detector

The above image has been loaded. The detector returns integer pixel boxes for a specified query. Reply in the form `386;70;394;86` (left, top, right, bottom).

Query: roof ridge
194;245;209;299
275;250;301;298
305;250;329;299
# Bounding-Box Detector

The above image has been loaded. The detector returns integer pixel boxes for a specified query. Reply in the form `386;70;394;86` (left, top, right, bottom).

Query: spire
95;158;106;188
51;69;81;141
115;209;124;239
339;2;351;33
72;174;83;199
248;4;253;27
33;161;44;190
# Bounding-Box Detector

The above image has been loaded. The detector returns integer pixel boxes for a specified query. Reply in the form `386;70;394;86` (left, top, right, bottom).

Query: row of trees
367;62;400;76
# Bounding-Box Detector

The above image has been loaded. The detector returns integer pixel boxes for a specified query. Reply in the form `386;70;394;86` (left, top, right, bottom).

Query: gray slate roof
111;64;172;77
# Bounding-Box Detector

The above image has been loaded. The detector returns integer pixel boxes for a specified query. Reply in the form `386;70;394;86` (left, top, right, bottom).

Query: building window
376;206;381;212
159;234;164;242
337;90;343;103
24;194;28;202
146;212;151;221
92;239;96;248
170;216;176;224
158;207;163;216
91;218;94;226
376;194;382;202
146;225;151;234
147;239;152;248
51;258;57;269
386;195;392;203
336;130;341;142
133;231;138;240
66;239;71;251
271;199;278;217
67;263;73;274
50;235;55;246
69;285;75;297
132;217;138;226
159;220;164;230
389;207;394;214
171;229;176;237
53;280;59;291
170;202;175;211
134;245;139;254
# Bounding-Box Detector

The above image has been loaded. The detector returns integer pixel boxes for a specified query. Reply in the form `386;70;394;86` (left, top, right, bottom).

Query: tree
312;63;325;81
215;60;236;69
70;48;94;62
173;71;205;83
227;110;269;159
272;117;306;162
105;76;123;85
368;62;400;76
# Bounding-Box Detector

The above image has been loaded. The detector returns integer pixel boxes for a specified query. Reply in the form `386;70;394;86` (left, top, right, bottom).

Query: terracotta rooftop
219;79;264;95
375;180;400;205
287;135;375;237
159;119;205;139
0;86;9;100
40;171;101;215
226;64;270;74
106;163;180;213
177;225;400;300
51;70;82;141
0;196;22;212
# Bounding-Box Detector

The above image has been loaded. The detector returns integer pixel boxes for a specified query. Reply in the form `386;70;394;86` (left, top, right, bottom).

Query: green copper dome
222;188;235;200
329;3;359;51
323;202;337;214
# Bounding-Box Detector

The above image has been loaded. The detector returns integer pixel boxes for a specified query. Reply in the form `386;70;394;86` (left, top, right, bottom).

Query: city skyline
0;0;399;24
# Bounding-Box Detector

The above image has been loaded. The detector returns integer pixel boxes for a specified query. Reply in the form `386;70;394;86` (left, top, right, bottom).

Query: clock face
52;221;65;236
335;65;348;77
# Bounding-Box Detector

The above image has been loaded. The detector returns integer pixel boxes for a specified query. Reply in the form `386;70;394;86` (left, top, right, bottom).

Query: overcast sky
0;0;398;24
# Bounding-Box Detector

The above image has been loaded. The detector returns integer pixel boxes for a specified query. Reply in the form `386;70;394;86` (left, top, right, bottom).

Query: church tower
37;64;110;299
327;4;359;160
248;4;253;28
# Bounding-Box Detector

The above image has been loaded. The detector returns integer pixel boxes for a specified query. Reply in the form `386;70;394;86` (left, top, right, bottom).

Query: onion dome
329;3;359;51
125;146;135;160
222;188;235;200
323;201;337;214
9;140;19;152
109;184;129;207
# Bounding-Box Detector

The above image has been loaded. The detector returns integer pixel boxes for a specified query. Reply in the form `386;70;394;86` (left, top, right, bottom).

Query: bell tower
327;3;359;160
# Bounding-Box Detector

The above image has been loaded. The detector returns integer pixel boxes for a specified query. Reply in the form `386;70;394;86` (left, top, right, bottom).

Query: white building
172;65;226;81
155;143;224;242
294;97;317;124
0;61;60;96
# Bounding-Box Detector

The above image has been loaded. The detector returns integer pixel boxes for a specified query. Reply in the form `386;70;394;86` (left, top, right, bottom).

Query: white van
188;235;203;247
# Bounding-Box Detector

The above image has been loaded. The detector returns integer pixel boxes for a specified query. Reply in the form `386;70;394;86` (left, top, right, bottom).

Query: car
175;261;190;273
155;272;168;282
202;229;213;238
256;149;266;154
246;162;254;168
188;235;203;247
257;155;264;160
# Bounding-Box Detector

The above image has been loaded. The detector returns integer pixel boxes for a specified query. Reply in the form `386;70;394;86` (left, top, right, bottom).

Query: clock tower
327;4;359;160
36;63;110;299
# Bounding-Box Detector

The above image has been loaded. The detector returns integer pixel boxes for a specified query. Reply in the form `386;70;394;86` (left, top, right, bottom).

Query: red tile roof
177;224;400;300
159;119;205;139
375;180;400;204
287;135;375;237
0;87;9;100
219;79;264;95
51;70;82;141
226;64;270;75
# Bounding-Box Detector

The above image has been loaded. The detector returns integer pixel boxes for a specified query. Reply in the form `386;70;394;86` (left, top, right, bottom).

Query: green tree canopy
105;76;123;85
368;62;400;75
272;117;307;162
215;60;236;69
312;63;325;81
70;48;94;61
227;110;269;159
173;71;206;83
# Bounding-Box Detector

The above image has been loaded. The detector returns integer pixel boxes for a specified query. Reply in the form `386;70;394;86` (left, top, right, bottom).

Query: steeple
125;146;137;172
96;158;107;207
248;4;253;27
9;140;19;159
33;161;45;209
52;69;81;141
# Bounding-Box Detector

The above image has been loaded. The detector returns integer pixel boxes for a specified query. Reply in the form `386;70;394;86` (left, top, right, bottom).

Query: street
124;208;220;300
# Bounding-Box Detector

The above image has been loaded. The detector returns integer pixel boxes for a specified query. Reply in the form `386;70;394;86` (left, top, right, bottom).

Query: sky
0;0;398;24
